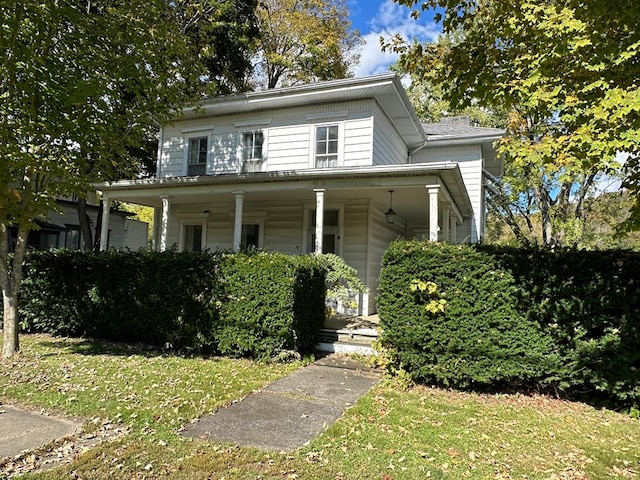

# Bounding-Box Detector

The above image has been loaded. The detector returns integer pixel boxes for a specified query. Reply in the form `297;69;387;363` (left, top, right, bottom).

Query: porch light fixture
385;190;397;224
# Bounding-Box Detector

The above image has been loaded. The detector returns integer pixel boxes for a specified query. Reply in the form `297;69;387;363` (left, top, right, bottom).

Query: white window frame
239;130;266;173
184;134;210;176
178;214;208;252
310;123;344;169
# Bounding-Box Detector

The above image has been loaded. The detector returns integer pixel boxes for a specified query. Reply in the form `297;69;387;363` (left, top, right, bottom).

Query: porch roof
96;162;473;222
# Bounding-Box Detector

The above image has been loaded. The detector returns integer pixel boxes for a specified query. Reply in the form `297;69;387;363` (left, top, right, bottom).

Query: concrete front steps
315;314;379;355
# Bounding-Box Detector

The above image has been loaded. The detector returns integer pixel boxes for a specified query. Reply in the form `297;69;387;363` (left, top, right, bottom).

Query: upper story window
242;131;264;161
241;131;264;173
187;137;208;176
315;125;338;168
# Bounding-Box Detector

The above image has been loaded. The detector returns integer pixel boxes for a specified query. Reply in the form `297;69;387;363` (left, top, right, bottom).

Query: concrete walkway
0;405;81;458
181;355;381;451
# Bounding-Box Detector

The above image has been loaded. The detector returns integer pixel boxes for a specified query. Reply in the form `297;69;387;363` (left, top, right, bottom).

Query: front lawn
1;335;639;479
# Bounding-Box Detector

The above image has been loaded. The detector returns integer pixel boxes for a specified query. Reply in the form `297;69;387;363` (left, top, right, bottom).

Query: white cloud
352;0;441;77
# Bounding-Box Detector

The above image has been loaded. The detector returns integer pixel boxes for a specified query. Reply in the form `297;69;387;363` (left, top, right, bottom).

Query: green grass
1;335;639;479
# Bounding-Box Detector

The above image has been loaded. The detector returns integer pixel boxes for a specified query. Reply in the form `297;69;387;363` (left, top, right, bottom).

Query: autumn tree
251;0;362;89
72;0;259;251
0;0;252;357
388;0;640;247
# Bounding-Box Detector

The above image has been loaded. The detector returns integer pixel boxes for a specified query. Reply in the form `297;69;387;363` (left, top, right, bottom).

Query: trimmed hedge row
19;249;326;359
377;240;640;409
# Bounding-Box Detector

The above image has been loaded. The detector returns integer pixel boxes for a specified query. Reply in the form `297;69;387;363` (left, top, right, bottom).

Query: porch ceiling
96;163;472;223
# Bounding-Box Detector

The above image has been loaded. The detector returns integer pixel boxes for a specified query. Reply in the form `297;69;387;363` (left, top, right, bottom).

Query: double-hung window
242;131;264;173
315;125;338;168
187;137;208;176
242;131;264;161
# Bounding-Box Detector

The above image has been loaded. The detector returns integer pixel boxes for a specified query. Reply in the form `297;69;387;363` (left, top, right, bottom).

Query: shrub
377;240;640;410
377;241;554;389
215;252;326;360
21;249;222;352
19;249;326;359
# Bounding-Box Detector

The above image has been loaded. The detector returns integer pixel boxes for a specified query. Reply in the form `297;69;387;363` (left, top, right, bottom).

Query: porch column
160;195;171;252
427;186;439;242
152;207;161;251
450;211;458;243
233;191;244;252
314;189;325;254
99;194;110;251
442;204;450;242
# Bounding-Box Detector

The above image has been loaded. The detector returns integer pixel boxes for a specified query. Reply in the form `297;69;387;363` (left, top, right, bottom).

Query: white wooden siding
342;201;368;281
343;116;373;167
366;205;406;313
413;145;484;242
159;100;377;178
372;103;408;166
266;125;310;171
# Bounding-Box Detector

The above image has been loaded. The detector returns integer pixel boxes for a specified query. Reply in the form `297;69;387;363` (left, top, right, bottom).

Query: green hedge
215;252;326;358
377;240;640;409
19;250;326;359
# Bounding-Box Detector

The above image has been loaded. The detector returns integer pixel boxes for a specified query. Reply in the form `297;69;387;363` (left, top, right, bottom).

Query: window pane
183;224;202;252
316;126;327;141
241;224;260;249
243;131;263;161
188;137;207;166
310;209;339;227
328;125;338;139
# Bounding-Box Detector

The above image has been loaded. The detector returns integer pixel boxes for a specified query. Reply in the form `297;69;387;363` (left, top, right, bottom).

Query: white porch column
442;204;450;242
314;189;325;254
160;195;171;252
152;207;161;251
450;211;458;243
99;195;110;251
427;186;439;242
233;191;244;252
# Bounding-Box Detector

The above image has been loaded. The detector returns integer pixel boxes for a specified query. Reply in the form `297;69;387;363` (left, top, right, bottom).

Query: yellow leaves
410;279;438;294
410;279;446;314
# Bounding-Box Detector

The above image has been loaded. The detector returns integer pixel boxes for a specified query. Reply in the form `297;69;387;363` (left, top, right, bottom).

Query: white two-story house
96;73;503;315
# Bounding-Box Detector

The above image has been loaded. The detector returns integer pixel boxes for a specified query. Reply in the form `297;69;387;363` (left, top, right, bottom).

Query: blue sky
347;0;442;77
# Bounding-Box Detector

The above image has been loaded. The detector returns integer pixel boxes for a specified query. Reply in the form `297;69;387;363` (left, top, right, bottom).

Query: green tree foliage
388;0;640;247
171;0;259;95
0;0;256;357
251;0;362;89
391;37;508;127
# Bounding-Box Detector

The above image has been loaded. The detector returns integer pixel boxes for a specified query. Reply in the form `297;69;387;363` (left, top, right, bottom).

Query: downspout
407;140;429;163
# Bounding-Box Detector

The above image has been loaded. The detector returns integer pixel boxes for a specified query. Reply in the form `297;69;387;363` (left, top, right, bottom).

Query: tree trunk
2;291;19;358
1;222;29;358
77;197;93;251
92;200;104;252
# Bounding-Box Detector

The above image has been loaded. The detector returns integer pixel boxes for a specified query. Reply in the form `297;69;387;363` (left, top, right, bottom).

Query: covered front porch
96;163;473;315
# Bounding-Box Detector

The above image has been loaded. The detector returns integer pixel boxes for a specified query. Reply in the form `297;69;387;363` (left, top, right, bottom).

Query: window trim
239;130;266;173
184;135;209;176
310;123;344;169
178;214;208;252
